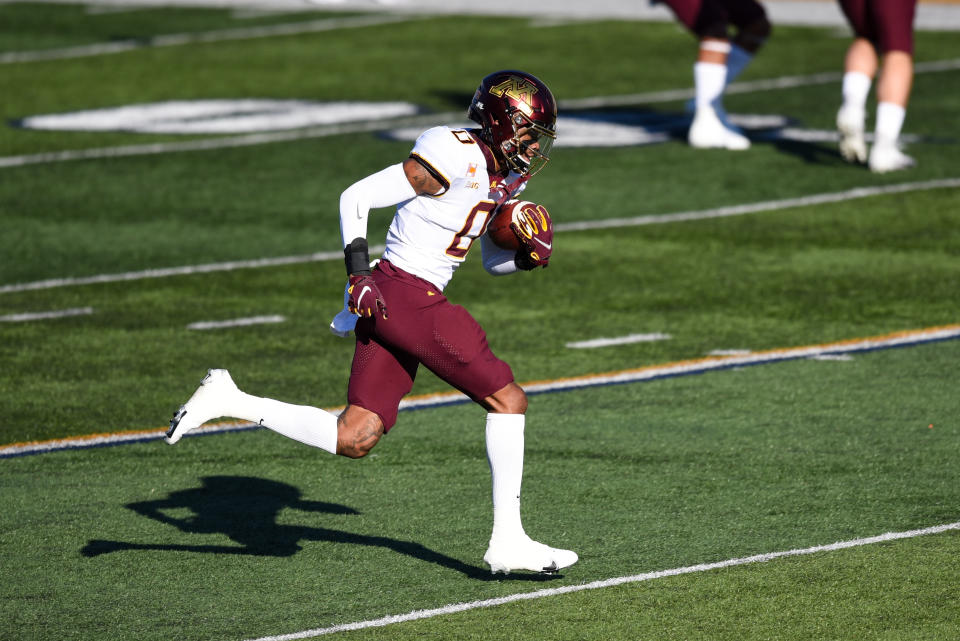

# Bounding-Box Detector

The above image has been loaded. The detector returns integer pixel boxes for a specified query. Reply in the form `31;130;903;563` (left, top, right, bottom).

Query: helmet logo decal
488;76;539;113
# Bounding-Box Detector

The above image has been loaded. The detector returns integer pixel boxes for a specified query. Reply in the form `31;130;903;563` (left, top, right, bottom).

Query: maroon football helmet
467;70;557;176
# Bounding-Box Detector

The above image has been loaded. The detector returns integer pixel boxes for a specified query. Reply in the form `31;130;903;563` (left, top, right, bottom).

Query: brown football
487;200;537;250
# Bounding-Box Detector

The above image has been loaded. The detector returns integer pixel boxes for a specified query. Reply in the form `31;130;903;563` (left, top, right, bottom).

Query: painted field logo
15;99;422;134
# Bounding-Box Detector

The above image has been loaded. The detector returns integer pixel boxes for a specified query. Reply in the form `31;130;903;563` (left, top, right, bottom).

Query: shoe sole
689;140;750;150
688;132;750;150
486;560;560;575
164;406;189;444
483;545;575;574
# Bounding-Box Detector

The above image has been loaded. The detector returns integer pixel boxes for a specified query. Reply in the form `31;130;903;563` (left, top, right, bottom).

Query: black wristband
514;252;537;271
344;237;371;276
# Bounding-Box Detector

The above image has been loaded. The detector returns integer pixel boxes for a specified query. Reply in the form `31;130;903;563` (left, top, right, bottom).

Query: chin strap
490;174;529;209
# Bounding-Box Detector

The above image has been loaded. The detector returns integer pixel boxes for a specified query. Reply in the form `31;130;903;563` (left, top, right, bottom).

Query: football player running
835;0;918;173
165;70;577;575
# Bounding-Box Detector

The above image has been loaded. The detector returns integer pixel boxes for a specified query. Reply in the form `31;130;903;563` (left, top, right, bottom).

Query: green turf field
1;3;958;640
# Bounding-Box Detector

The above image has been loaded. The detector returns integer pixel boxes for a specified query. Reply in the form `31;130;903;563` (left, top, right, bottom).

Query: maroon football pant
661;0;767;38
838;0;917;55
347;260;514;430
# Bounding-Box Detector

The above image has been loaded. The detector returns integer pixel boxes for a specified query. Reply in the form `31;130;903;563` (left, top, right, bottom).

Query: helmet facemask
500;110;556;176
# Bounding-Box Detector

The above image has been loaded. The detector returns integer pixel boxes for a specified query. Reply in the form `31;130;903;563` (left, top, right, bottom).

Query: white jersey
381;126;524;291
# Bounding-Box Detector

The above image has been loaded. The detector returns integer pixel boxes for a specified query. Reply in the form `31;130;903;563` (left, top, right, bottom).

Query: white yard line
3;323;957;458
3;177;958;296
242;521;960;641
565;333;671;349
0;306;93;322
187;314;285;329
0;14;418;63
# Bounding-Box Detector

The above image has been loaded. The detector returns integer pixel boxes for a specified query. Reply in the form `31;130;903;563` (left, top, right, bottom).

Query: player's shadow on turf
564;108;847;164
80;475;557;582
758;133;848;165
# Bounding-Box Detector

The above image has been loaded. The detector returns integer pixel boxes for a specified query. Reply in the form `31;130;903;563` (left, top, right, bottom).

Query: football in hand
486;200;546;250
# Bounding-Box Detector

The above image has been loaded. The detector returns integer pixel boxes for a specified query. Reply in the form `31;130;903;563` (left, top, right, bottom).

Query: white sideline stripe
187;315;285;330
4;177;959;296
0;306;93;322
3;57;959;170
0;15;417;63
5;323;956;459
245;521;960;641
565;333;671;349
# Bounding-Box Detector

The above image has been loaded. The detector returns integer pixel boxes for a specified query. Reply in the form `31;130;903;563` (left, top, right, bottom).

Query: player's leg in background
681;1;768;115
836;0;875;164
867;0;918;173
684;0;753;149
837;36;876;164
728;10;770;86
724;0;771;113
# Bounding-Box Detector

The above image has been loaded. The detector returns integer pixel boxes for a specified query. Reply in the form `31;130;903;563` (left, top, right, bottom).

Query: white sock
232;391;339;454
874;101;906;147
725;44;754;84
841;71;872;114
693;62;727;112
485;413;526;541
